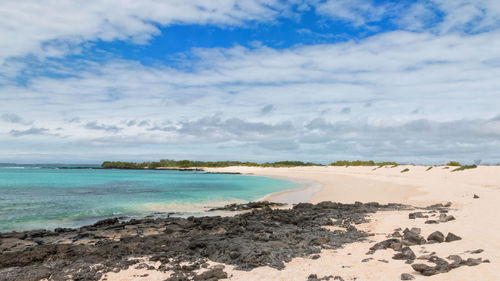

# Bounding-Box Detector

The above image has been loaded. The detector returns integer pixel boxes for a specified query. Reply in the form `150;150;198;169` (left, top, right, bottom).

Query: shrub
330;160;398;166
446;161;461;166
101;160;323;169
401;168;410;173
451;165;477;172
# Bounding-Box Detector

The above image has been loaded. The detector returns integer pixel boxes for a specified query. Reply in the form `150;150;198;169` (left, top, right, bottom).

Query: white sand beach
104;165;500;281
202;165;500;281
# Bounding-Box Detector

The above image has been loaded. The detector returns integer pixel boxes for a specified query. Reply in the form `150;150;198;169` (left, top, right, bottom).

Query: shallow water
0;165;299;232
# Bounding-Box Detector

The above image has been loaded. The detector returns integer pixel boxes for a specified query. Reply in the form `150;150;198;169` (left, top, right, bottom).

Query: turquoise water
0;165;299;232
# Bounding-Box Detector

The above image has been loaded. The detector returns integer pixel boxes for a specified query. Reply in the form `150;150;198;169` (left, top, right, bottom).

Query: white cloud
1;0;499;68
394;0;500;33
314;0;390;27
434;0;500;33
1;0;500;163
312;0;500;33
1;29;499;162
0;0;288;64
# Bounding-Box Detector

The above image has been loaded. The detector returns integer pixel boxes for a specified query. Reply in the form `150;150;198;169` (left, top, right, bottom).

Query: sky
0;0;499;164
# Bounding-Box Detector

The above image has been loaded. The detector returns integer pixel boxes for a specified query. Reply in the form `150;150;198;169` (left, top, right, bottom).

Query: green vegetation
330;160;398;166
451;164;478;172
260;161;320;167
401;168;410;173
426;166;433;171
101;161;147;169
446;161;461;166
101;160;321;169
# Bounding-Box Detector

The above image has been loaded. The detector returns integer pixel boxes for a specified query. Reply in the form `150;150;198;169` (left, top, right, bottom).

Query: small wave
135;199;247;213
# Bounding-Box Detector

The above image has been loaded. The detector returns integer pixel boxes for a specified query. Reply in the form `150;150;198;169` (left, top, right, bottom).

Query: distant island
101;159;399;169
100;160;482;173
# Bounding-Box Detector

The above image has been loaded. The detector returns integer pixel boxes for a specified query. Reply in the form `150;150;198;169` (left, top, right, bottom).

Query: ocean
0;165;299;232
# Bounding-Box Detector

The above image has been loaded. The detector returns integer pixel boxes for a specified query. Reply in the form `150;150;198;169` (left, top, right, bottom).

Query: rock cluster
409;203;456;225
412;256;488;276
207;201;287;211
0;201;406;281
307;274;344;281
367;204;487;278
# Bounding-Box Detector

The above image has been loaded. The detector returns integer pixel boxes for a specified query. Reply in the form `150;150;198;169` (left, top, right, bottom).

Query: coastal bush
101;161;146;169
261;161;319;167
446;161;461;166
101;160;322;169
330;160;398;166
451;165;477;172
426;166;433;171
401;168;410;173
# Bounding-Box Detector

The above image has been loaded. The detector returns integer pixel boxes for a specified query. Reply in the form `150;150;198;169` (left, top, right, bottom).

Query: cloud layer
0;0;499;163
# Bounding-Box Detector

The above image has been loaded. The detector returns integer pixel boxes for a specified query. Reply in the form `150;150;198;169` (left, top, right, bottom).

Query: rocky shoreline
0;201;490;281
0;201;408;281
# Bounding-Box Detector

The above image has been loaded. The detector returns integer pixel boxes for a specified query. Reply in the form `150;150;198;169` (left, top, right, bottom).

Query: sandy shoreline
199;165;500;280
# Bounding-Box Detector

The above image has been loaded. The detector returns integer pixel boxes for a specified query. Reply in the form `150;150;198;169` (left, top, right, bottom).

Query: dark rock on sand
417;254;432;260
402;228;426;245
445;233;462;242
438;214;455;223
401;273;415;280
392;231;402;238
447;255;463;263
366;238;400;254
464;258;483;266
393;247;416;260
468;249;484;254
412;254;485;276
473;194;480;199
411;263;437;276
409;228;421;235
307;274;337;281
193;267;227;281
207;201;286;211
0;201;407;281
427;231;445;243
424;220;439;224
408;212;428;219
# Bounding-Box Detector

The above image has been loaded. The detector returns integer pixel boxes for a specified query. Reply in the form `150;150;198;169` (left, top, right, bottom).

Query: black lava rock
401;273;415;280
445;233;462;242
427;231;445;243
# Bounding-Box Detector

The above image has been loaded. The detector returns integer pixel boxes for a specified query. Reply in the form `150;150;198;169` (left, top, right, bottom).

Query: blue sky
0;0;499;164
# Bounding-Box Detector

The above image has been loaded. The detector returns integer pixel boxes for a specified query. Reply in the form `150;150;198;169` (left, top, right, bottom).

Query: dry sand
103;165;500;281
